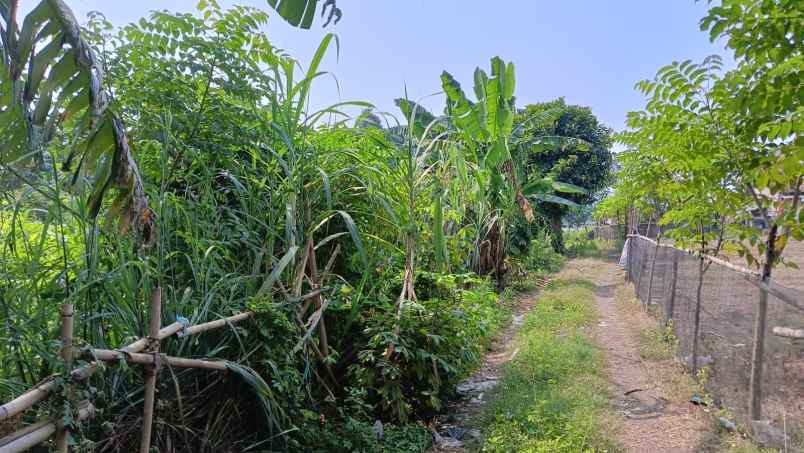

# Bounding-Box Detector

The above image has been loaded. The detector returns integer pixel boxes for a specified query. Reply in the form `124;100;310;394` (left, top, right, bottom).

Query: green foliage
297;417;430;452
349;276;509;422
604;0;802;271
518;232;565;274
263;0;342;29
480;279;619;452
0;0;152;244
0;1;592;450
564;230;601;258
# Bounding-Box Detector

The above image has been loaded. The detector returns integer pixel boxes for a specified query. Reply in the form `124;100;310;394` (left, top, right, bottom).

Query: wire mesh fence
623;235;804;442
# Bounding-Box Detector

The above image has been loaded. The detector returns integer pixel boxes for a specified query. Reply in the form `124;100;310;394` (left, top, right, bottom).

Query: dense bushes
0;2;582;451
350;273;508;422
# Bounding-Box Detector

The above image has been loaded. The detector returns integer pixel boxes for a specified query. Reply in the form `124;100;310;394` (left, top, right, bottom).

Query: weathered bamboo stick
90;349;228;371
182;311;254;337
0;311;253;421
0;403;95;453
0;420;50;447
139;287;161;453
772;326;804;339
55;304;74;452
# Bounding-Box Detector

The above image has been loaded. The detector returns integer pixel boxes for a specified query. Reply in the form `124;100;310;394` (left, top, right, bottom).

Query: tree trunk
548;211;564;254
749;224;777;420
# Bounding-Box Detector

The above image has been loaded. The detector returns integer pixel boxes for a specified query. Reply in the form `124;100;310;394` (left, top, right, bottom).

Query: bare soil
593;260;711;453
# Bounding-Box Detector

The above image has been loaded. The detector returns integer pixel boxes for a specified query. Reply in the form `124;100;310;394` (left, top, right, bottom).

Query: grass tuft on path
480;277;620;452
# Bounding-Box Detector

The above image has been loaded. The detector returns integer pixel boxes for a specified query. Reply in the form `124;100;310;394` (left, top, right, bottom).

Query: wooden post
55;304;74;452
749;282;769;420
646;232;662;309
691;257;705;378
636;239;646;301
665;252;678;326
139;287;161;453
627;236;634;282
749;225;778;421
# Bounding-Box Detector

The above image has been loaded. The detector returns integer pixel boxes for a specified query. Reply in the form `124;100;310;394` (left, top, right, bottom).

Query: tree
701;0;803;420
515;99;613;252
0;0;152;244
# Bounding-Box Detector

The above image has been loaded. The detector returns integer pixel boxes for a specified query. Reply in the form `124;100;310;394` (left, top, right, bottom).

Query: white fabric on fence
618;238;629;267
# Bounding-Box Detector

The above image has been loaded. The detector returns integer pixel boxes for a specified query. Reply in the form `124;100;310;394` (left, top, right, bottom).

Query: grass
478;276;620;452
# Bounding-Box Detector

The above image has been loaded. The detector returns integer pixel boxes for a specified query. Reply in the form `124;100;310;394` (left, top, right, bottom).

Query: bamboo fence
0;288;257;453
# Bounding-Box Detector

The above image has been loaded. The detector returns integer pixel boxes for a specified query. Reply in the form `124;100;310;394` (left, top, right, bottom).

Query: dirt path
429;277;549;452
592;260;710;452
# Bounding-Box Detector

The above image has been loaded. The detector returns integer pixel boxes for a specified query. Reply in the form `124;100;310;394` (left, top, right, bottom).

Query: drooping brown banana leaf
0;0;154;246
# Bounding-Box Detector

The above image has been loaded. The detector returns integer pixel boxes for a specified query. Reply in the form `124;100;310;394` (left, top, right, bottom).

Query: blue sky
63;0;731;132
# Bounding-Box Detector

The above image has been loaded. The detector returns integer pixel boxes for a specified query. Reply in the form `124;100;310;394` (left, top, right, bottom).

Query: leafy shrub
296;417;430;452
521;232;565;273
348;274;508;422
564;229;601;257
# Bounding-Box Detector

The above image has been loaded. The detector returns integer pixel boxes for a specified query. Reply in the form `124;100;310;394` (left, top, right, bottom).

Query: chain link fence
623;235;804;444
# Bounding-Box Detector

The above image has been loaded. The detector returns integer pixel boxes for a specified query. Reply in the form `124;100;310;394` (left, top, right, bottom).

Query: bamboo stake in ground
139;288;161;453
55;304;74;452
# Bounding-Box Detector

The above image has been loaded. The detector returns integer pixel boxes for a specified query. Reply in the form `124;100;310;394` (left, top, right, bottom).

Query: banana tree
0;0;152;244
264;0;341;28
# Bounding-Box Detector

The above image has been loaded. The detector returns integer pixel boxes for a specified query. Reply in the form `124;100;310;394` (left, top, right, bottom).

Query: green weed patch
480;280;620;452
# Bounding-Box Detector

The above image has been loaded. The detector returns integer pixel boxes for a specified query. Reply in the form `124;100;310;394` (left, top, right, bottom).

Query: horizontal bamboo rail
183;311;254;337
0;311;254;421
91;349;229;371
0;402;95;453
772;326;804;339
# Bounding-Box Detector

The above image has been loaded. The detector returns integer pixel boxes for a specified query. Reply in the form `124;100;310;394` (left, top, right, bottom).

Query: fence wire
624;235;804;436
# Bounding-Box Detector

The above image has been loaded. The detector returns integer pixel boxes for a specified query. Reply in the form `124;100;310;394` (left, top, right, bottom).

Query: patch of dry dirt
594;261;711;453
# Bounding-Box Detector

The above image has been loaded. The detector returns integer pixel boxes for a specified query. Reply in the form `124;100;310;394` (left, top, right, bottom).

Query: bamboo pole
0;312;252;421
0;420;50;448
183;311;254;336
90;349;228;371
55;304;74;452
772;327;804;339
0;403;95;453
139;287;161;453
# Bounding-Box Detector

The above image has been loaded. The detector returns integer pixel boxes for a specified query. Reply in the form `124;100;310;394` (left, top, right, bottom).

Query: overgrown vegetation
0;0;613;450
480;277;620;452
